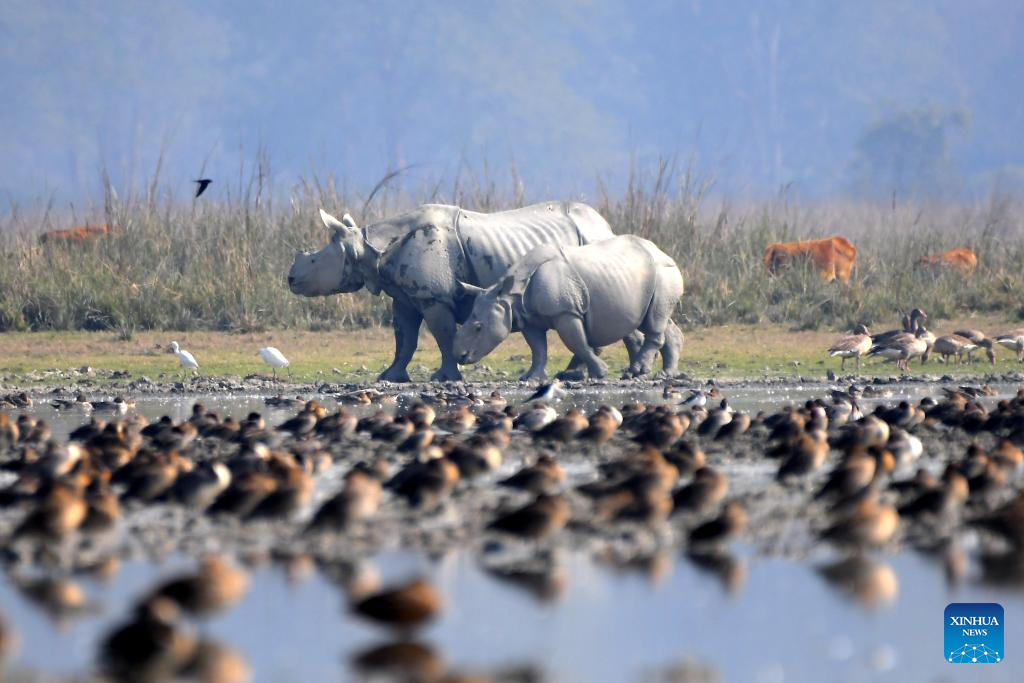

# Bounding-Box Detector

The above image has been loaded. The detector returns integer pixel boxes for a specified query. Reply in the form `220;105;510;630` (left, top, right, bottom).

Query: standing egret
168;341;199;378
258;347;290;381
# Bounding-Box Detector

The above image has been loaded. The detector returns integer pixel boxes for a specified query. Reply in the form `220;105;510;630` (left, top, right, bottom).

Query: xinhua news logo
945;603;1004;663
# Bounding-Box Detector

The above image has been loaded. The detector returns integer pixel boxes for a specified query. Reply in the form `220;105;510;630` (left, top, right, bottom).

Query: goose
868;326;930;372
828;324;872;371
917;325;936;364
953;329;996;364
932;334;978;365
871;308;926;345
994;329;1024;362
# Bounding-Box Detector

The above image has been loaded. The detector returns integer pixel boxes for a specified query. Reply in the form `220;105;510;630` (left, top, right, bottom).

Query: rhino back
518;236;663;347
574;238;662;344
458;202;613;286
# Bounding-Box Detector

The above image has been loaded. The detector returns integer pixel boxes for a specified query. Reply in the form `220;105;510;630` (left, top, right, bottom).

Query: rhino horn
456;281;486;297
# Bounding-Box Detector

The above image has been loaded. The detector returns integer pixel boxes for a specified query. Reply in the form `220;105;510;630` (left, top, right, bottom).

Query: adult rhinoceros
288;202;616;381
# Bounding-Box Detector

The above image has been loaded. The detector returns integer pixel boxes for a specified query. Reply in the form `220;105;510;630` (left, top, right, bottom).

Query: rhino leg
565;344;602;376
622;331;643;369
631;314;673;379
658;320;684;376
519;326;549;381
631;270;682;377
631;334;663;377
554;314;607;379
378;300;423;383
422;303;464;382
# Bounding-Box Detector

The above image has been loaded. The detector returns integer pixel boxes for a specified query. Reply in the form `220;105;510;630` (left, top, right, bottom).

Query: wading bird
258;347;290;381
168;342;199;378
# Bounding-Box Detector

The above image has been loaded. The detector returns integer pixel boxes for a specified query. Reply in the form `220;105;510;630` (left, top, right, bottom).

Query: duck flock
2;374;1024;680
828;307;1024;371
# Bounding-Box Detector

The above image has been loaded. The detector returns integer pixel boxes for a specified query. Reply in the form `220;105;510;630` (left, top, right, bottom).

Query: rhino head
453;276;515;365
288;209;369;296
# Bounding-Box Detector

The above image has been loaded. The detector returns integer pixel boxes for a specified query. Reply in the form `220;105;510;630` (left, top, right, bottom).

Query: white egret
258;346;290;381
168;341;199;378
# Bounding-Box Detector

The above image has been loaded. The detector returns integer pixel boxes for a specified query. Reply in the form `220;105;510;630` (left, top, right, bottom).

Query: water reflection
0;547;1022;681
480;548;568;602
685;550;747;596
0;609;16;663
816;555;898;610
8;574;94;625
594;547;674;587
978;549;1024;589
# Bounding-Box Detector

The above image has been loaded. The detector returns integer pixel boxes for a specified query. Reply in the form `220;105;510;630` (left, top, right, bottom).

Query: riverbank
0;313;1020;389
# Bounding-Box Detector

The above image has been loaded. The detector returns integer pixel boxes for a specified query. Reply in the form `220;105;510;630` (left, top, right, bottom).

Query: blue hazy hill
1;0;1022;204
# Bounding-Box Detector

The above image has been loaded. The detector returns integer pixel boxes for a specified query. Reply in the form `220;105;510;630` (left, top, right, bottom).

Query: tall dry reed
1;158;1020;333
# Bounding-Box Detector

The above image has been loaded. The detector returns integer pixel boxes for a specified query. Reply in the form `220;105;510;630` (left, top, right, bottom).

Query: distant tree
847;107;970;198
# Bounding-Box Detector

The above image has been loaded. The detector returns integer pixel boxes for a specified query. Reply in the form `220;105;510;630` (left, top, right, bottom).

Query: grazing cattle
916;248;977;275
763;236;856;283
39;224;112;245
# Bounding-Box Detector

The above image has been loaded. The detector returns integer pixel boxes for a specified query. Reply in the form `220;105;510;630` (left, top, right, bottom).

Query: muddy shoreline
4;365;1024;400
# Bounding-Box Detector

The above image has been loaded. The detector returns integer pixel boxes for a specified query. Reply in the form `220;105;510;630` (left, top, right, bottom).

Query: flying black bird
193;178;213;198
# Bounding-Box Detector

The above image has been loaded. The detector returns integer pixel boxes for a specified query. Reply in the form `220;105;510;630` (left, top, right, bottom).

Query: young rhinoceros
453;235;684;379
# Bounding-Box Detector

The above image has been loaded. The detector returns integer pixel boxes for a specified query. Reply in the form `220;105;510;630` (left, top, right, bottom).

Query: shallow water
24;380;1023;442
4;382;1024;681
1;546;1021;682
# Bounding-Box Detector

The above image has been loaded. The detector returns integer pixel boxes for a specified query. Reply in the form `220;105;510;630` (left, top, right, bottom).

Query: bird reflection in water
817;555;898;610
685;549;747;596
479;548;568;602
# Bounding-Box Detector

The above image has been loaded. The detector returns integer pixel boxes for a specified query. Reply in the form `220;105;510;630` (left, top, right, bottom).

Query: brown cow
763;236;856;283
39;224;112;245
916;247;977;275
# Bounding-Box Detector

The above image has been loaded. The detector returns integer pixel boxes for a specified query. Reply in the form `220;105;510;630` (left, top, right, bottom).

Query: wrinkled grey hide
288;202;616;381
453;235;685;379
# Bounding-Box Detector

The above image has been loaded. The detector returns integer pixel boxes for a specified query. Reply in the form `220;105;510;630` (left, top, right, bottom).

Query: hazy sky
1;0;1022;205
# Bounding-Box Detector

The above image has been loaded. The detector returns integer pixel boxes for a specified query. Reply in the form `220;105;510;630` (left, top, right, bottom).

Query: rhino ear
320;209;359;236
497;274;516;296
456;281;486;298
341;213;358;229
